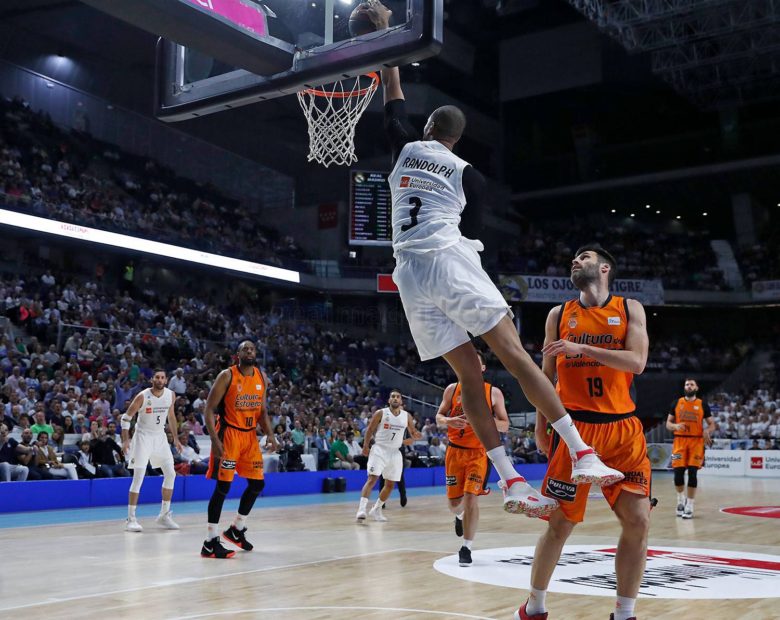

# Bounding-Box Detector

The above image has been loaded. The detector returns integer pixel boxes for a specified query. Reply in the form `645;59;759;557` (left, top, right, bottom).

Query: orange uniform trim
555;295;636;416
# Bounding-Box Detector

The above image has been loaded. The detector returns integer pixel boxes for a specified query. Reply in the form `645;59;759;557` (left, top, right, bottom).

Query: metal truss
564;0;780;108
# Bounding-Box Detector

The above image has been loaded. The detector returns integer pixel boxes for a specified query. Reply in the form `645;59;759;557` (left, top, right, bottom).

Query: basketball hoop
297;72;380;168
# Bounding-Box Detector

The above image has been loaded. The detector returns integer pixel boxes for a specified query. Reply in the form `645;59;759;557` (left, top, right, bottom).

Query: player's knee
673;467;686;487
246;479;265;495
687;467;698;488
214;480;231;497
129;468;145;493
617;504;650;534
547;516;576;541
161;464;176;489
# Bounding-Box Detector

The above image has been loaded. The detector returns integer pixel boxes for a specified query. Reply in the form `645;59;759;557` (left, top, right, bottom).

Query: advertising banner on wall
752;280;780;301
745;451;780;477
498;275;664;305
699;450;747;476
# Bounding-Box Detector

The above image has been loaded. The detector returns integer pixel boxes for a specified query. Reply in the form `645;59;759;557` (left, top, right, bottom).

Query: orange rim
302;72;380;99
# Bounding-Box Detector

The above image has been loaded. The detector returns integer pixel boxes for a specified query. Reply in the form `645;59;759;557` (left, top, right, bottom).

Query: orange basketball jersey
671;397;710;437
448;382;492;449
556;295;636;415
218;366;265;431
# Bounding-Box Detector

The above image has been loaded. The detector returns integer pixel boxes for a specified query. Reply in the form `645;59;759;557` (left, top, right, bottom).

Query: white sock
128;504;137;520
161;500;171;515
614;596;636;620
456;511;464;520
207;523;219;540
374;498;384;510
463;539;473;549
486;446;523;483
676;492;685;504
233;513;247;530
359;497;368;511
526;587;547;615
686;498;695;508
551;415;589;454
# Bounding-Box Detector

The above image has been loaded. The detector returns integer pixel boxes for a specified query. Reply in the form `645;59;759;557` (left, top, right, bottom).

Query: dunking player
364;1;622;517
517;244;650;620
201;341;278;559
436;352;509;567
122;369;182;532
666;378;715;519
356;389;420;522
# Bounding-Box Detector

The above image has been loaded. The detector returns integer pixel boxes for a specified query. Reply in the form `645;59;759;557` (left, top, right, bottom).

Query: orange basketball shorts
207;425;264;482
542;416;650;523
445;445;489;499
671;436;705;469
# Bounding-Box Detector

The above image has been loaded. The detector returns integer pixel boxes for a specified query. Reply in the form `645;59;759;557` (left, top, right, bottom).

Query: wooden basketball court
1;473;778;619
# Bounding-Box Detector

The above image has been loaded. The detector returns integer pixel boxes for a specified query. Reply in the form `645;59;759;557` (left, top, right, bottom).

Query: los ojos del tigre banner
498;275;664;305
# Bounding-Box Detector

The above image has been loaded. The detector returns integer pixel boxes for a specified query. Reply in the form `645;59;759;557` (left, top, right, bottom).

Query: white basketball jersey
135;387;173;434
373;407;409;449
388;140;470;255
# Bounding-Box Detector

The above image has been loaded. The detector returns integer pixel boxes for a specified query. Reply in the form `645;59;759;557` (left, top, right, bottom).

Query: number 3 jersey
388;140;471;255
555;295;637;416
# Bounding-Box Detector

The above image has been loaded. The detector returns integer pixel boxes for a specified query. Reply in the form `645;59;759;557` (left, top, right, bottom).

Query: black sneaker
454;516;463;537
201;536;236;559
458;545;472;567
400;493;407;507
223;525;254;551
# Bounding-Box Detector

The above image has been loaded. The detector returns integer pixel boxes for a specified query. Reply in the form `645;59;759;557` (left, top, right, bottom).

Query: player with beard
517;244;650;620
666;378;715;519
122;369;182;532
201;341;278;559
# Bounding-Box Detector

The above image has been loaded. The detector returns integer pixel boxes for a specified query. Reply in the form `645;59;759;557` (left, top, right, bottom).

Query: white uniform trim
367;408;409;482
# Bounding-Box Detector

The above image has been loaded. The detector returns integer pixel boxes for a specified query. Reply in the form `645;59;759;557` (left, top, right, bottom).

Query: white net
297;73;379;168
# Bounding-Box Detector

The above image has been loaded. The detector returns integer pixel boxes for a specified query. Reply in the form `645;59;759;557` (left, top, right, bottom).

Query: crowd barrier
0;464;550;513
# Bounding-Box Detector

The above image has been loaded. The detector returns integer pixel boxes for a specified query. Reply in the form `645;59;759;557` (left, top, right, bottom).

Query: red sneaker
514;601;548;620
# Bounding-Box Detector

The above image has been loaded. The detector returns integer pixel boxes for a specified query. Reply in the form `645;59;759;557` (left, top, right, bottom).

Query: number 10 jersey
388;140;470;256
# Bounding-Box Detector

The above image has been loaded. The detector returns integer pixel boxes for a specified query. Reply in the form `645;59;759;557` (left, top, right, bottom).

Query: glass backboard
153;0;442;121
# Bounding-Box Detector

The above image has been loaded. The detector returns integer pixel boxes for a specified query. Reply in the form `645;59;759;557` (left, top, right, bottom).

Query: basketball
349;5;376;37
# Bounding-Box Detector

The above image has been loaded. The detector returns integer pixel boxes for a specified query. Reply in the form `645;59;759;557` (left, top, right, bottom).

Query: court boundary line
169;606;498;620
0;548;427;612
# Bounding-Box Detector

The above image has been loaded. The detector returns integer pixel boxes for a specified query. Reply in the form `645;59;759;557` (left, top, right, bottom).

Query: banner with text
752;280;780;301
498;274;664;305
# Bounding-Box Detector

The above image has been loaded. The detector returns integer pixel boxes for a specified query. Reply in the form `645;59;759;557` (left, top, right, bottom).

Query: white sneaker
676;502;685;517
155;511;180;530
682;505;694;519
356;508;367;522
125;517;143;532
368;505;387;522
571;449;624;487
501;478;559;518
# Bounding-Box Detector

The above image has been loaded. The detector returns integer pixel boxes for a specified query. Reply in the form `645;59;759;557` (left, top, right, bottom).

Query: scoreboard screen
349;170;392;246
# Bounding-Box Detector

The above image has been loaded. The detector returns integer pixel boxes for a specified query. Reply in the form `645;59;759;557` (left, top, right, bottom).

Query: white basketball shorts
128;431;174;470
367;444;403;482
393;238;511;361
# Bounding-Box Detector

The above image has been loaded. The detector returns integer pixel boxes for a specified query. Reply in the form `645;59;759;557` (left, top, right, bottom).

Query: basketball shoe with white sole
501;478;559;518
368;504;387;522
155;511;180;530
514;601;548;620
571;448;624;487
125;517;143;532
682;504;694;519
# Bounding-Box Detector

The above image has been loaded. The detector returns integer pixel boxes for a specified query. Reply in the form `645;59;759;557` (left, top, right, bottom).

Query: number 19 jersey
556;295;636;416
388;140;470;255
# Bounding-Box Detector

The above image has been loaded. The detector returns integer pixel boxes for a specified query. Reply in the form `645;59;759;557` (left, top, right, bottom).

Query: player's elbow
632;356;647;375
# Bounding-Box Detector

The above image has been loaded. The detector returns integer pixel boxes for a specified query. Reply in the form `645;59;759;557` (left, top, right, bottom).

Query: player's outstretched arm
436;383;465;429
166;397;181;452
260;370;278;452
363;2;404;103
491;388;510;433
204;370;231;459
121;392;143;452
362;410;383;456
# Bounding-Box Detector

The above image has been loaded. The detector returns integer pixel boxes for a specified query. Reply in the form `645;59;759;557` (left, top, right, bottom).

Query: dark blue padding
0;465;549;513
